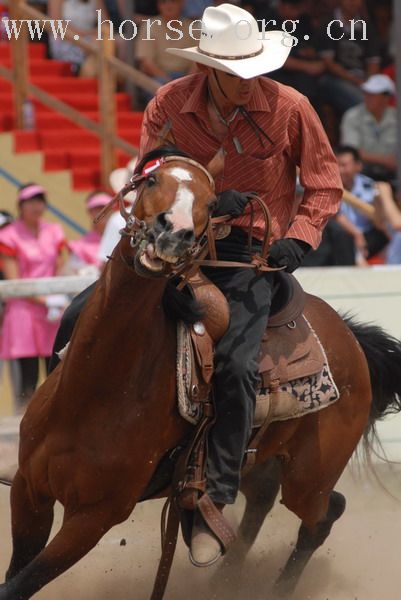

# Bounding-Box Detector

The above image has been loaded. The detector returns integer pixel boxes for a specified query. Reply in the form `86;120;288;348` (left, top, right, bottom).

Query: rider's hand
213;190;256;218
268;238;311;273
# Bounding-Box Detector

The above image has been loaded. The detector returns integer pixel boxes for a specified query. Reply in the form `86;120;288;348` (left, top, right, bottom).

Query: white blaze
169;167;193;182
166;167;195;232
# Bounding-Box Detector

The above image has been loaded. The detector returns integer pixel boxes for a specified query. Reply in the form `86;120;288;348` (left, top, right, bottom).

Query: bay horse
1;146;401;600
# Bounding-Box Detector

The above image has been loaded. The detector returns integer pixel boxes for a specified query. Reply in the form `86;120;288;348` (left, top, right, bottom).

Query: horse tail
344;316;401;445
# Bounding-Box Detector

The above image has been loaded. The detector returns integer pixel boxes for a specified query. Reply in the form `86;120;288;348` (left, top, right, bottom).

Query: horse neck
100;237;168;322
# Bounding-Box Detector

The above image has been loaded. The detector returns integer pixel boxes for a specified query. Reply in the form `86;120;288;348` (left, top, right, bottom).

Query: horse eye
146;175;157;187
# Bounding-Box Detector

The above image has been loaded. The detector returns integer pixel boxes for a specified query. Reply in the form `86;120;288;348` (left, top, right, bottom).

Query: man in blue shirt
335;146;389;264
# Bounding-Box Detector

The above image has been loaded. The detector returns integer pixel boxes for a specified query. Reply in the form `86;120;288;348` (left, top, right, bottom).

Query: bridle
95;154;279;279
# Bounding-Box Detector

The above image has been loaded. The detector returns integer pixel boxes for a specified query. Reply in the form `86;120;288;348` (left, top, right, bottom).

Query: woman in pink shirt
0;183;67;411
67;190;112;273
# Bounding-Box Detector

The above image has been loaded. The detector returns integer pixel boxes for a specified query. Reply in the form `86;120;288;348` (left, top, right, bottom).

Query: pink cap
86;193;112;210
18;184;46;203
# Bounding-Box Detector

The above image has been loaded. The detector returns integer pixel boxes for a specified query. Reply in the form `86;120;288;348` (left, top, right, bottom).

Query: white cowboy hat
109;157;138;202
167;3;293;79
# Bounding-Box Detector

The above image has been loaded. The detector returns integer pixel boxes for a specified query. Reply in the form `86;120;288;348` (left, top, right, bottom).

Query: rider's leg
191;256;275;565
206;266;275;505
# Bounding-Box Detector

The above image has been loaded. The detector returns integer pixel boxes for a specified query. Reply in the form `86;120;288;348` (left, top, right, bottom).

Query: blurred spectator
0;212;14;280
374;183;401;232
135;0;158;17
0;184;67;412
368;181;401;265
367;0;394;68
98;158;137;263
318;0;380;115
241;2;273;19
104;0;123;28
28;1;48;6
296;179;356;267
340;74;397;182
183;0;213;19
334;146;389;265
382;63;396;106
387;232;401;265
0;211;14;384
66;191;112;275
373;184;401;264
135;0;194;98
48;0;110;76
262;0;325;107
300;218;356;266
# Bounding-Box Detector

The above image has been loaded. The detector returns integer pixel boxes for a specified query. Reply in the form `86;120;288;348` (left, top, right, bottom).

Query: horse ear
207;148;226;180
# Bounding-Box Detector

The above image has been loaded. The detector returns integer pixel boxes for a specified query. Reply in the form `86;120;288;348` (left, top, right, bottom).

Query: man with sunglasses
138;2;343;567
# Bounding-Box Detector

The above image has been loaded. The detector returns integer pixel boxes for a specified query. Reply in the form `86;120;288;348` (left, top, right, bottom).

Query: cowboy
138;2;343;567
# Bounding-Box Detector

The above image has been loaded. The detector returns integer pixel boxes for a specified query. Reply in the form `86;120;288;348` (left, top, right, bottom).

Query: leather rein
95;155;279;277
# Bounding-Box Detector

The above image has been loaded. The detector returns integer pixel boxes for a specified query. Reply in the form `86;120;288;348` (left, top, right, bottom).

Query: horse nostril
155;212;172;232
182;229;195;243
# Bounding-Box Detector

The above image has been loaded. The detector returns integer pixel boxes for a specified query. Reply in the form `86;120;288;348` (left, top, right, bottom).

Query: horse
1;145;401;600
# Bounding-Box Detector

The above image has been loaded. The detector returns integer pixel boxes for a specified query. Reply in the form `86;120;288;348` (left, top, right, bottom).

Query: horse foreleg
0;501;127;600
274;490;346;598
5;470;55;581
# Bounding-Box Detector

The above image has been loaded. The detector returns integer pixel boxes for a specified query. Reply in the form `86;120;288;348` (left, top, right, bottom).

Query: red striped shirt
139;73;343;249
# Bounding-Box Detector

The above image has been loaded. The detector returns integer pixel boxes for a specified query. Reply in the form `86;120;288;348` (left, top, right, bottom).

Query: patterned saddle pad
177;320;340;427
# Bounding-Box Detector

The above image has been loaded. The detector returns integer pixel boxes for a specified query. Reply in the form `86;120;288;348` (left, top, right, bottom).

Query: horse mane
163;281;205;325
134;144;191;175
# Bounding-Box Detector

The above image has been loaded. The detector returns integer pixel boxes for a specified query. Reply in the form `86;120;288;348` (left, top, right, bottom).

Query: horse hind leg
238;458;281;550
0;500;129;600
5;470;55;582
275;490;346;598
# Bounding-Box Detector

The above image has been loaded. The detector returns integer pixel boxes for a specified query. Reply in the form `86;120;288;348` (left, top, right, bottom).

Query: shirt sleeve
340;108;361;148
286;95;343;249
139;93;172;160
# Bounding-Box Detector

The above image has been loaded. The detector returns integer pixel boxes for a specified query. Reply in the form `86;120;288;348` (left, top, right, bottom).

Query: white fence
1;266;401;458
0;275;96;299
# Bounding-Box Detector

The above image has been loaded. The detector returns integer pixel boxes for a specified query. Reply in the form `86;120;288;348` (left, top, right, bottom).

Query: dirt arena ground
1;434;400;600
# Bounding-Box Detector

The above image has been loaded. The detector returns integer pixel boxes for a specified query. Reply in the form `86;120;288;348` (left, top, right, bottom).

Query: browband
137;155;215;191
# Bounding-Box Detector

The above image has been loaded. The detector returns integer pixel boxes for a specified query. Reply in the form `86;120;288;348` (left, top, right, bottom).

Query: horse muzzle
135;228;196;277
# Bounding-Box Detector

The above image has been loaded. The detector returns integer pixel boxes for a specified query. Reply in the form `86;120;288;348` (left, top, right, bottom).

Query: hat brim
166;31;292;79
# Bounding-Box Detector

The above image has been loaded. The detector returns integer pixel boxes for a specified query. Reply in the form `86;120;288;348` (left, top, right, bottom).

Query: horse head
119;146;223;277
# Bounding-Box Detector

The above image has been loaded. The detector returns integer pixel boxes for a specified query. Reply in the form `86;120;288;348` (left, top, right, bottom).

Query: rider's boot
189;503;225;567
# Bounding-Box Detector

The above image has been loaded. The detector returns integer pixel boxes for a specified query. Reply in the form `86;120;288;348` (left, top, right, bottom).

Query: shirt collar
246;79;271;112
180;75;271;116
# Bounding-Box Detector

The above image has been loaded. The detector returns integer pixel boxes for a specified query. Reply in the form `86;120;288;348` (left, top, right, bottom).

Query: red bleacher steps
0;41;142;190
